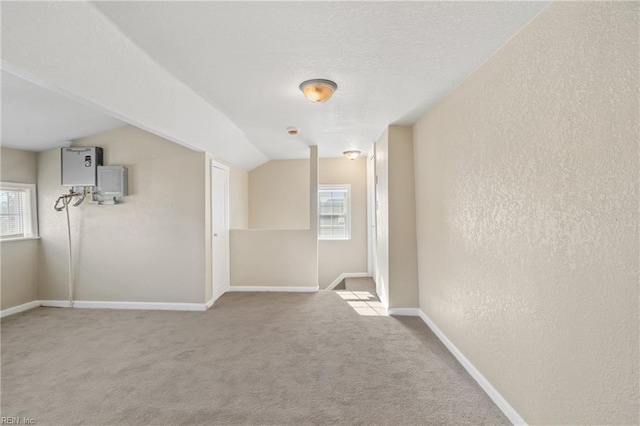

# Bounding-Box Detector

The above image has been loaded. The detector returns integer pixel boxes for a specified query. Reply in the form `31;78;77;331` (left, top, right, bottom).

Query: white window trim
0;182;39;241
318;184;351;241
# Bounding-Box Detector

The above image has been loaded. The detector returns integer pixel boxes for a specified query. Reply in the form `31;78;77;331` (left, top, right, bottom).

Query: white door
212;162;230;303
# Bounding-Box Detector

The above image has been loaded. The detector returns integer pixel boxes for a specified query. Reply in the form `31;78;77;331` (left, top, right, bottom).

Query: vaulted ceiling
1;1;549;169
1;70;124;152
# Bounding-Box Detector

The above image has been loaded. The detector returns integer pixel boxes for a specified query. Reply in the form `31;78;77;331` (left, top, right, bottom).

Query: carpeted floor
1;291;509;425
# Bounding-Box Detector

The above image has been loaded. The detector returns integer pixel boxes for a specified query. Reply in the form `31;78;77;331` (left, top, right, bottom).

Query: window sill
319;238;351;241
1;236;40;243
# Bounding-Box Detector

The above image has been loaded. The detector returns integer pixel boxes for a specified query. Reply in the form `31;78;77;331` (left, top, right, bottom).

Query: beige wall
228;164;248;230
1;147;38;183
374;127;419;309
318;158;368;288
0;147;39;309
249;159;309;229
388;127;419;308
230;229;318;287
247;157;368;288
37;126;208;304
231;147;318;288
412;2;639;424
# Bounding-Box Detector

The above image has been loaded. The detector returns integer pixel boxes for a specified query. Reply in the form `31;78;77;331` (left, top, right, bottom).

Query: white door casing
212;161;230;303
367;149;380;296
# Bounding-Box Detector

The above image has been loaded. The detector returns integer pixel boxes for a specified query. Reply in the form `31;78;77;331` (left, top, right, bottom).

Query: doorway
211;161;230;303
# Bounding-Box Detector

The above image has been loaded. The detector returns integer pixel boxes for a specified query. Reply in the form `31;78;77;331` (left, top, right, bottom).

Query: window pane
318;186;349;240
319;227;332;237
330;192;343;212
0;189;26;238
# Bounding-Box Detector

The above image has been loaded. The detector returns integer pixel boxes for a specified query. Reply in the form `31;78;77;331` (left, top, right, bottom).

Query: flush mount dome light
299;79;338;103
343;150;361;160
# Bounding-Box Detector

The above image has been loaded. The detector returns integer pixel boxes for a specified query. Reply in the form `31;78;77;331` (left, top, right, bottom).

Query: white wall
37;126;208;304
375;130;389;305
412;2;639;423
0;147;39;309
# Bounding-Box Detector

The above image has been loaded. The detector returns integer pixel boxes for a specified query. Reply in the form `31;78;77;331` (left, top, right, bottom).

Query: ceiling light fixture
343;150;361;160
299;79;338;103
287;127;299;135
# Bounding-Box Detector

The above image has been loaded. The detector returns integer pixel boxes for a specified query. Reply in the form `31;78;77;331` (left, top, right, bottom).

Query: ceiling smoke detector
299;79;338;103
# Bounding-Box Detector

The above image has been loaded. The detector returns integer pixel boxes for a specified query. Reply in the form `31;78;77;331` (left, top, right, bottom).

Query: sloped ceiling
94;1;549;161
2;1;549;169
1;70;124;152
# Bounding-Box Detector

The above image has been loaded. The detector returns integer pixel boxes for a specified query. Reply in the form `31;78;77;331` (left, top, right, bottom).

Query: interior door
212;162;230;303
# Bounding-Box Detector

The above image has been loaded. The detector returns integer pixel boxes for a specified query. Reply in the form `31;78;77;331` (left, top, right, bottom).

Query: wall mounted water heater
61;147;104;186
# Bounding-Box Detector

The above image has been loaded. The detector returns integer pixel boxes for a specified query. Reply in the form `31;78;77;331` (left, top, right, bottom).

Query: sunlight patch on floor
336;291;387;316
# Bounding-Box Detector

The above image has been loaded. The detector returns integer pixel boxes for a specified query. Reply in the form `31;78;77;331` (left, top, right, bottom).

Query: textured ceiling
1;70;124;152
94;1;550;160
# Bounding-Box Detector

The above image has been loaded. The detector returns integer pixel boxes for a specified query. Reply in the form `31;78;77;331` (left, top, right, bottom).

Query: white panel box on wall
95;166;128;204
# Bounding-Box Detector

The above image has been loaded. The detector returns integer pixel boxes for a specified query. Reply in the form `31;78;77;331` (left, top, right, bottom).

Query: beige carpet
1;292;509;425
343;277;376;292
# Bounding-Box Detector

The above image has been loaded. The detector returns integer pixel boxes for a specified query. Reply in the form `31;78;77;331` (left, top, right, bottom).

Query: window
0;182;38;240
319;184;350;240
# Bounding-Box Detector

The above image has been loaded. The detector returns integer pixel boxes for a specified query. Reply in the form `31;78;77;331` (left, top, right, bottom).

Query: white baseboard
40;300;208;311
0;300;41;318
387;307;420;316
2;290;318;316
228;286;318;293
39;300;71;308
417;309;527;425
324;272;371;290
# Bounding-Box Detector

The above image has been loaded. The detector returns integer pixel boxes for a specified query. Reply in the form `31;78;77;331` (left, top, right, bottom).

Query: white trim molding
417;310;527;425
228;286;318;293
324;272;371;291
0;300;41;318
39;300;208;311
387;307;420;316
206;298;215;309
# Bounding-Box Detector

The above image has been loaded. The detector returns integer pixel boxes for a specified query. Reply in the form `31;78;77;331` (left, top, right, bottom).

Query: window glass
1;189;26;238
0;183;37;240
318;185;350;240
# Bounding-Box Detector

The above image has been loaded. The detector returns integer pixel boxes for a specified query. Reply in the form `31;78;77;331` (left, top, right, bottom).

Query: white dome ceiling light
343;150;361;160
299;79;338;103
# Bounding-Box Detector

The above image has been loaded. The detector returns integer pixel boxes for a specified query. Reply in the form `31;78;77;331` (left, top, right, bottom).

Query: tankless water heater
61;147;103;187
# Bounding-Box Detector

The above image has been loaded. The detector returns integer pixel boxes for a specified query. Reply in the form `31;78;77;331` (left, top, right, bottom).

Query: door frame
211;160;230;303
366;144;378;289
